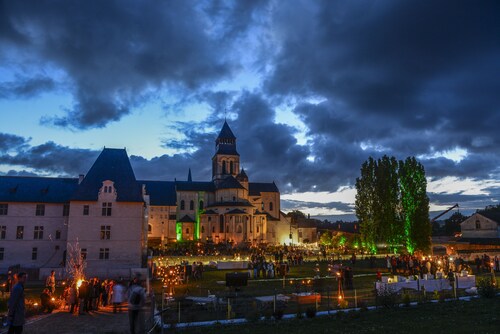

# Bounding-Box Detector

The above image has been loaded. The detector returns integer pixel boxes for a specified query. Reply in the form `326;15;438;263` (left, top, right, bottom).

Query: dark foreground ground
1;295;498;334
181;297;500;334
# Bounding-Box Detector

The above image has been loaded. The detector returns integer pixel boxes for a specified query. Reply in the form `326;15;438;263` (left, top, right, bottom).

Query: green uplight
176;222;182;241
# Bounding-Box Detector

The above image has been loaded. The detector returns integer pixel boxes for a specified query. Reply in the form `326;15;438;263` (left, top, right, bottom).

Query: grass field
178;297;500;334
150;259;495;325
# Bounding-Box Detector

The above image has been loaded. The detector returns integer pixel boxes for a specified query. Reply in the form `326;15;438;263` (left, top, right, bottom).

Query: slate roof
227;208;247;214
217;121;236;140
0;176;78;203
217;176;245;190
236;169;248;181
206;200;254;208
139;180;176;206
266;213;281;221
71;148;143;202
179;215;195;223
175;181;215;192
296;218;319;228
248;182;279;196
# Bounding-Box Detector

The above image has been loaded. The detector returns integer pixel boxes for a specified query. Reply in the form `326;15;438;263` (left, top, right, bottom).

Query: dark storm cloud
281;199;353;213
1;0;247;129
0;76;56;99
1;170;38;177
2;0;498;216
0;141;99;176
0;133;29;152
260;0;500;196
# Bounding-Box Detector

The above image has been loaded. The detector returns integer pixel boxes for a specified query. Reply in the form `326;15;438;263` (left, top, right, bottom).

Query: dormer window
100;181;116;198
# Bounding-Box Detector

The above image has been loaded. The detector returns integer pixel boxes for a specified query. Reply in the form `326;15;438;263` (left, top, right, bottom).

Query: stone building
143;121;290;246
0;121;291;278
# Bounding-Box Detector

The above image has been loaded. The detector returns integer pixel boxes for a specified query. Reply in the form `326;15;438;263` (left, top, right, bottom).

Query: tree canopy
355;155;430;254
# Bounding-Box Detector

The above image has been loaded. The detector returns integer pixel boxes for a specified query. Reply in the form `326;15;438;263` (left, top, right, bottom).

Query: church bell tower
212;121;240;183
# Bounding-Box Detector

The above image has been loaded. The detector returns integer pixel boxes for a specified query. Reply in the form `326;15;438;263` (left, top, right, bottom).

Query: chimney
78;174;84;184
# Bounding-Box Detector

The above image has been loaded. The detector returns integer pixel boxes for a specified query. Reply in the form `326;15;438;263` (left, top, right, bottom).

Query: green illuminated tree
319;230;333;247
399;157;430;254
356;156;430;254
374;155;402;251
355;157;378;253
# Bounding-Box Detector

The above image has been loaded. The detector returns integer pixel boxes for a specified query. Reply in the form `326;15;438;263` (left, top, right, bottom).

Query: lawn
150;259;494;325
178;296;500;334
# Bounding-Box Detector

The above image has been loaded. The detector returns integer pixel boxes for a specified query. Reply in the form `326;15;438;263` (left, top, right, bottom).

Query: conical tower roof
217;120;236;140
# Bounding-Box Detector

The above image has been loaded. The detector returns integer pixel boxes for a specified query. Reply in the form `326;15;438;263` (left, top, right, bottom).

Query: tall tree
374;155;402;251
444;212;467;236
355;157;377;253
399;157;430;254
286;210;306;224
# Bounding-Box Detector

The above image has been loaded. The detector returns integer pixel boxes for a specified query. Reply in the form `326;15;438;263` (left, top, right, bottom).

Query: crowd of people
383;253;500;278
3;271;147;334
60;278;129;315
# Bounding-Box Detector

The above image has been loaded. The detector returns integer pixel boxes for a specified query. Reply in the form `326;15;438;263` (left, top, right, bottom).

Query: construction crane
430;203;459;222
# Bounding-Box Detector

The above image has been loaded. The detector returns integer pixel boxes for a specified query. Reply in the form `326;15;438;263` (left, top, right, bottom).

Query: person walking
112;280;125;313
45;270;56;295
7;272;27;334
68;283;78;314
127;276;146;334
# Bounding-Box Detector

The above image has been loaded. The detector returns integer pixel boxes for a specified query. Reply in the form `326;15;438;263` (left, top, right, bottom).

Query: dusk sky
1;0;499;220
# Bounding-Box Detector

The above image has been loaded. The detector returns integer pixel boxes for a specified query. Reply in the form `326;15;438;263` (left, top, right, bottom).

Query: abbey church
0;121;291;277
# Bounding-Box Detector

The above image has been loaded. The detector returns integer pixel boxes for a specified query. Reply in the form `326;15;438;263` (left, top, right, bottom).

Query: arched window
180;200;185;210
199;200;204;210
148;224;152;234
222;161;227;174
230;161;234;174
226;224;229;232
475;220;481;229
233;196;236;202
237;225;242;233
186;228;190;234
261;202;264;210
190;200;194;210
212;226;215;233
257;226;260;233
269;202;273;211
201;226;205;233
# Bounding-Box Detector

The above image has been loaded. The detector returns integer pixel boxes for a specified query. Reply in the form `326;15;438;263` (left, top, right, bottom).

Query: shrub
477;276;497;298
337;298;349;309
401;292;411;306
305;307;316;318
433;290;440;301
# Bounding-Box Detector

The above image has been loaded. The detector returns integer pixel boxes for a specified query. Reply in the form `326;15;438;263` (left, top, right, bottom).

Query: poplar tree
399;157;430;253
375;155;403;251
355;157;377;253
356;155;430;254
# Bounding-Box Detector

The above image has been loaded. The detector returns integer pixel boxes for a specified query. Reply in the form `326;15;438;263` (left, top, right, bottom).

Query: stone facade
0;121;291;278
460;213;500;238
